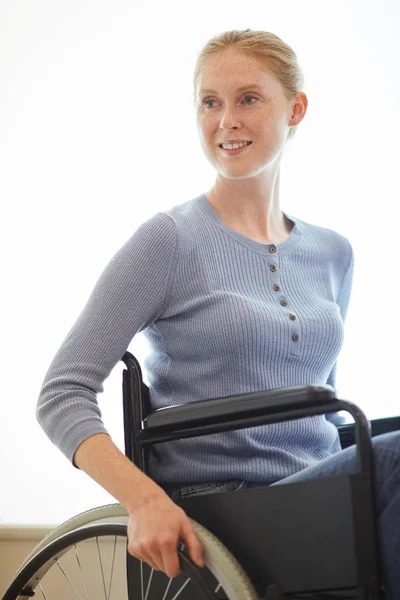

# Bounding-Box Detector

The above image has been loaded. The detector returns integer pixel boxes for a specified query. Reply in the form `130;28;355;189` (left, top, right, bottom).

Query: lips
218;142;252;156
218;141;252;147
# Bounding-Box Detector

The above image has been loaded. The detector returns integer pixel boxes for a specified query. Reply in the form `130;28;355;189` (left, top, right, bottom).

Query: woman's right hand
127;489;204;578
72;434;202;578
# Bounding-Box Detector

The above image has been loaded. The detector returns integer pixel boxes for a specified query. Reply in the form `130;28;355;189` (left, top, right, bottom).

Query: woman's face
196;49;306;180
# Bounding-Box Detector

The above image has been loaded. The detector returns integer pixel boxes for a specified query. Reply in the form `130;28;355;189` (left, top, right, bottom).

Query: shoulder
292;215;353;264
116;195;204;267
161;194;205;229
136;194;206;252
135;194;202;235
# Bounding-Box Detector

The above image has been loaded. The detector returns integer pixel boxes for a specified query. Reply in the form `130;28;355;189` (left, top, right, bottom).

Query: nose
219;106;240;130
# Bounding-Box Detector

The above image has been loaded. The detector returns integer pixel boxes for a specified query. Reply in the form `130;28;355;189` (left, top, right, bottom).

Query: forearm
73;433;165;513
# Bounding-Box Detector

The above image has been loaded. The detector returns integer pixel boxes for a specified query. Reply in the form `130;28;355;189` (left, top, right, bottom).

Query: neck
206;169;291;244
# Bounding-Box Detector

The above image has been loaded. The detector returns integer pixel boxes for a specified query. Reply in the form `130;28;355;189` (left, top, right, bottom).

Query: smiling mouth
218;141;252;149
218;142;252;157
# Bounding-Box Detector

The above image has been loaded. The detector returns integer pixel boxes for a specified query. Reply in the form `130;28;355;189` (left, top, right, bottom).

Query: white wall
1;0;399;526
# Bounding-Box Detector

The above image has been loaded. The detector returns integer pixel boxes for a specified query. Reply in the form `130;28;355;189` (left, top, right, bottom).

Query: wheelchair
3;351;400;600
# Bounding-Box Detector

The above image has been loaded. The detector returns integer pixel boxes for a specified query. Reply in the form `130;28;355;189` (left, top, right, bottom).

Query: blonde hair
193;29;305;141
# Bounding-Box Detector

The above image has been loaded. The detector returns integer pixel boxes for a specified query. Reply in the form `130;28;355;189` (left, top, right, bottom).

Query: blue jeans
162;431;400;599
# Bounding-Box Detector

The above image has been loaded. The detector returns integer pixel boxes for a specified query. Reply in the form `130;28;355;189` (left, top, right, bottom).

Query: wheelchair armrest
122;352;371;476
142;384;336;432
339;415;400;449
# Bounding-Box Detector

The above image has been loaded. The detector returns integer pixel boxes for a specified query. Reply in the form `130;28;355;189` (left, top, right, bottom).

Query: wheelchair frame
121;351;387;599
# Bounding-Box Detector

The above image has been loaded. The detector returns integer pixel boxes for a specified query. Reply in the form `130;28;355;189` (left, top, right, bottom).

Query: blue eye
202;95;258;109
202;99;216;109
243;95;258;105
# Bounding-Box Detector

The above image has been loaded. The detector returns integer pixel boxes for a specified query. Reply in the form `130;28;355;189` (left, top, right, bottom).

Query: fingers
159;537;183;578
127;525;204;578
127;540;158;572
180;520;204;568
128;537;182;578
126;497;204;579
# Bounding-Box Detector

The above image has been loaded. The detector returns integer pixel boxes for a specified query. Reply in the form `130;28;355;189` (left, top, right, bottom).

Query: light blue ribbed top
36;193;354;485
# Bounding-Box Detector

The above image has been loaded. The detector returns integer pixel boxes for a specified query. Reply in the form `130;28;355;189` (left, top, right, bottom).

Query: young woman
37;29;399;596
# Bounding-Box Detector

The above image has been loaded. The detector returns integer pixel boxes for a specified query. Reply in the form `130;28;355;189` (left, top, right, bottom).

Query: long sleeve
36;213;178;464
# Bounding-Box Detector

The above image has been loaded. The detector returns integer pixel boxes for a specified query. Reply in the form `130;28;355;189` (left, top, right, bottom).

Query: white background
1;0;399;525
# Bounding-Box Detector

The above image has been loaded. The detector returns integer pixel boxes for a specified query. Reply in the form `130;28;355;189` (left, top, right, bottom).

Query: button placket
268;246;301;356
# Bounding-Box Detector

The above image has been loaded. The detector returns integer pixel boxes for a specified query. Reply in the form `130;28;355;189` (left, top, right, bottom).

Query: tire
2;503;259;600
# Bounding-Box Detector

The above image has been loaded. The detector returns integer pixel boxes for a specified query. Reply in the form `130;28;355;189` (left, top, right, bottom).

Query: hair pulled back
193;29;305;141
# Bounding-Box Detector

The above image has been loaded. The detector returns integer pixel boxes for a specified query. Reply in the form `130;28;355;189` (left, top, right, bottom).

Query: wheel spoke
96;537;108;599
73;543;91;600
144;567;154;600
55;558;84;599
106;536;117;600
170;577;190;600
161;577;173;600
140;560;144;600
36;580;48;599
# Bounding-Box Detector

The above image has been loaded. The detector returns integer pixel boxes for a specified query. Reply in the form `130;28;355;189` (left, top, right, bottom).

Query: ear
290;92;308;126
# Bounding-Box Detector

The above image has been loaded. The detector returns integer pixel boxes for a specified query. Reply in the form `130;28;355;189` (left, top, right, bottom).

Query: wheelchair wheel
2;503;259;600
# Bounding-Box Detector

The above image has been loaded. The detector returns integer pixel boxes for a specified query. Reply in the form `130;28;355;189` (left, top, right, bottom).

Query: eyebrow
199;84;264;95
